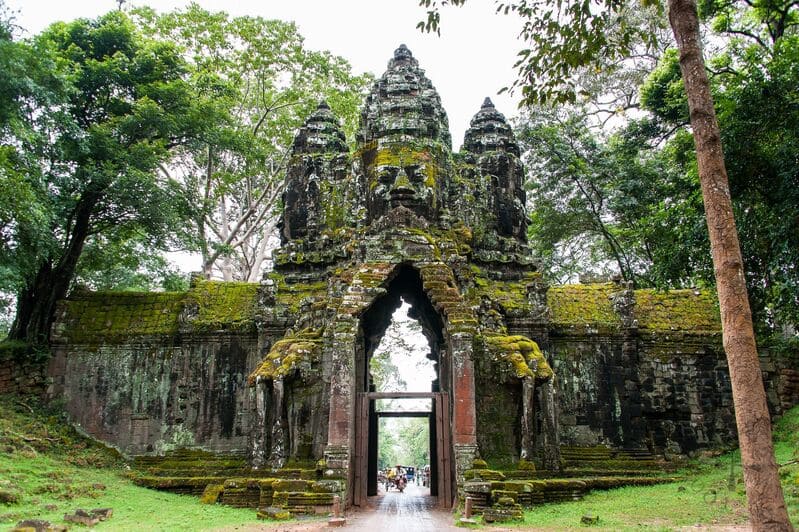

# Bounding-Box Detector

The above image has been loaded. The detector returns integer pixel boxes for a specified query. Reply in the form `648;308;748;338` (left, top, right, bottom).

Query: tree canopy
0;5;369;342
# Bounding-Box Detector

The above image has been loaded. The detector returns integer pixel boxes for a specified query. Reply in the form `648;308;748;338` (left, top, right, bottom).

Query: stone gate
46;45;794;511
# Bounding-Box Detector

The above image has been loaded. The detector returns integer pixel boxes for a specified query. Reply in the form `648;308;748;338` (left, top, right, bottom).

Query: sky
5;0;526;148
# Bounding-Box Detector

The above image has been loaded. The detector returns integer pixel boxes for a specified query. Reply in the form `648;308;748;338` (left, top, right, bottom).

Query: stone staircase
462;446;677;517
131;449;341;517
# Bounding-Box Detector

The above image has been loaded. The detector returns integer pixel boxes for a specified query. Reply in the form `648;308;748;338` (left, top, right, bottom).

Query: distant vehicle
405;466;415;482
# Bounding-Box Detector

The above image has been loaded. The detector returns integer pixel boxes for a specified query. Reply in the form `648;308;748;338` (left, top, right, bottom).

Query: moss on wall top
547;283;721;334
56;291;186;343
55;281;260;343
548;284;621;327
186;280;259;332
634;288;720;333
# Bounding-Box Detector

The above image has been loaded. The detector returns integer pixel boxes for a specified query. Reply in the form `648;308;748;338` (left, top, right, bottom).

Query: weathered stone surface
46;44;796;515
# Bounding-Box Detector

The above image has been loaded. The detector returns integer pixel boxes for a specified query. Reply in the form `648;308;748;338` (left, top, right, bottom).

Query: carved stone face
366;146;438;223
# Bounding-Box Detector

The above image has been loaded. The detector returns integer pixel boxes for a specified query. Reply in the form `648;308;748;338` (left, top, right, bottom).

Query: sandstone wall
47;281;268;457
48;335;259;455
0;350;49;395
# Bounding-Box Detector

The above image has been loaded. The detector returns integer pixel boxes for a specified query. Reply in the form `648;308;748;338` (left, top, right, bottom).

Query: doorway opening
353;264;453;507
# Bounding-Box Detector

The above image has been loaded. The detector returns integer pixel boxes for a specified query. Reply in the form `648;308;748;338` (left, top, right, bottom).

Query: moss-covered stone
248;328;323;384
634;288;720;332
185;280;259;332
547;284;621;328
200;483;224;504
483;334;553;381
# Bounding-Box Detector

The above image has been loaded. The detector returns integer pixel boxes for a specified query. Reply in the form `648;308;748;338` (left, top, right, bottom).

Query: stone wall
48;335;259;456
0;349;48;395
47;281;265;457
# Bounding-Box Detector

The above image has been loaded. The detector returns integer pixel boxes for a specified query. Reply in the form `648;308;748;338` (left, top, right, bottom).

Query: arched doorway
352;264;454;507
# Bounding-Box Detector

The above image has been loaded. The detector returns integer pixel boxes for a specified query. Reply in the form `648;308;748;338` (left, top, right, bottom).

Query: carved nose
390;167;415;196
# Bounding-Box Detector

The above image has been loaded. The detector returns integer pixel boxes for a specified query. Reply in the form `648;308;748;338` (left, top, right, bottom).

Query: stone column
324;319;356;474
268;378;286;467
538;381;561;470
520;377;536;459
249;380;268;468
451;332;478;479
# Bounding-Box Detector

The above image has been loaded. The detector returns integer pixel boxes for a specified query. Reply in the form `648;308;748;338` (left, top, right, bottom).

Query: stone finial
462;99;519;156
360;46;451;147
386;43;421;70
394;44;413;60
291;101;347;154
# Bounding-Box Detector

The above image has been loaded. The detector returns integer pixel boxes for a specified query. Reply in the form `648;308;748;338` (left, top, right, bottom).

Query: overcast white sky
5;0;526;148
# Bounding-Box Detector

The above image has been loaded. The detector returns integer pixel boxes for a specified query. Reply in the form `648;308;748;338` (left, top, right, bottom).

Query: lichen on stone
483;334;553;382
248;328;323;384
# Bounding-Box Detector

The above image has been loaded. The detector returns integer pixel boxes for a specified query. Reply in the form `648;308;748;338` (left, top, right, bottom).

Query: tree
419;0;791;527
134;5;371;281
396;417;429;467
639;7;799;333
5;11;222;345
667;1;789;526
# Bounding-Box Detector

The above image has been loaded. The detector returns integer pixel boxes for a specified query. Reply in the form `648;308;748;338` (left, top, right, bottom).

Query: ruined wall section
48;281;268;457
547;284;748;454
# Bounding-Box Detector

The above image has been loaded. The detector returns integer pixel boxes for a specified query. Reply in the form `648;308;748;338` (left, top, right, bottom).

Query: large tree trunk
667;1;791;529
8;195;96;346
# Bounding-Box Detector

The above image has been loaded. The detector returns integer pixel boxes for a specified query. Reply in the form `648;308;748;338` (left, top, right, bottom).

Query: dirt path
342;483;458;531
217;483;459;532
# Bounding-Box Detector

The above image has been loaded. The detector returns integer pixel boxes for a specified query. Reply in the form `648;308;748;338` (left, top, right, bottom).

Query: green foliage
511;406;799;528
2;9;224;344
418;0;664;105
133;5;371;280
0;395;263;530
396;417;430;467
636;6;799;332
518;107;705;287
639;48;689;124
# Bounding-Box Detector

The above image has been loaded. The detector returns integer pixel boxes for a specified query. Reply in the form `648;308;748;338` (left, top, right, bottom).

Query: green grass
2;394;797;531
0;395;275;531
473;405;799;530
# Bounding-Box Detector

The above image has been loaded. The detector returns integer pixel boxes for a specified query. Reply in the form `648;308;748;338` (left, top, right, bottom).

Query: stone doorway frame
353;391;453;508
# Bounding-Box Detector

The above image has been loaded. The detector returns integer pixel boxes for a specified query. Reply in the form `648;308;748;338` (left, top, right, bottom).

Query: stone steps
463;476;677;512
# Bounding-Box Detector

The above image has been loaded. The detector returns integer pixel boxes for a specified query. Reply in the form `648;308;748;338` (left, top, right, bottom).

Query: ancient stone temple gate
47;45;795;513
247;44;556;506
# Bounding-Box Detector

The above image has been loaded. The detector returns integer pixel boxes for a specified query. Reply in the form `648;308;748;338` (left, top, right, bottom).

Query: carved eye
378;167;397;185
405;166;424;183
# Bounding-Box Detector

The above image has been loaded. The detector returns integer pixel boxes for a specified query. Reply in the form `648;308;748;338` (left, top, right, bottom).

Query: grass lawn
490;405;799;530
1;394;797;530
0;395;271;531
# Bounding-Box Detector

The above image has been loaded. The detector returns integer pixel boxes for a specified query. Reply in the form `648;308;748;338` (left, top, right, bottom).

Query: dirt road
219;483;460;532
342;483;458;531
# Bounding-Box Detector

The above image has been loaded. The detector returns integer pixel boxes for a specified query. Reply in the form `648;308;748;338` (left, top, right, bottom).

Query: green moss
248;328;323;383
466;272;540;315
320;180;348;230
59;291;186;343
483;334;553;381
268;273;329;314
547;284;621;328
187;280;259;332
634;288;720;332
200;483;225;504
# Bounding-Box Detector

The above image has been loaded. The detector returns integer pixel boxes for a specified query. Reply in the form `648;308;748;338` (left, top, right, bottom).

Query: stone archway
352;264;454;507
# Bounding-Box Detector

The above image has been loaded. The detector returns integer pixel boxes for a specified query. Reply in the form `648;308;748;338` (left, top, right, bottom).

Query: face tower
257;44;554;507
